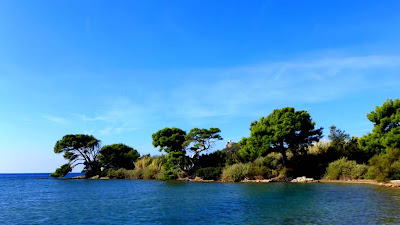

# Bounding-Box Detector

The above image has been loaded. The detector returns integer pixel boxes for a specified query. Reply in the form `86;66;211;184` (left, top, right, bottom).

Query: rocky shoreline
68;175;400;190
320;179;400;189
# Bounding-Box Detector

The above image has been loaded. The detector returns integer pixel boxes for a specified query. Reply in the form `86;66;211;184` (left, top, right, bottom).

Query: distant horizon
1;0;400;173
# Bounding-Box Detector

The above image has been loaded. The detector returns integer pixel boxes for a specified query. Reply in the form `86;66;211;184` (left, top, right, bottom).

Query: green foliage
163;152;187;179
328;125;350;147
104;168;135;179
221;163;249;182
287;134;368;179
221;154;285;182
185;128;223;159
196;167;222;180
152;127;187;153
99;143;140;170
359;99;400;157
239;107;323;165
253;153;282;169
50;163;72;177
222;142;242;165
367;148;400;182
247;154;283;179
238;137;268;163
53;134;101;177
324;158;369;180
246;165;271;180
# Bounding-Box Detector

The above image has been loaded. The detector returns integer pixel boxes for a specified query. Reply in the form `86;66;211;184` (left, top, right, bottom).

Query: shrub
247;155;283;179
325;158;369;180
221;155;283;182
162;152;187;180
196;167;222;180
221;163;249;182
246;165;271;180
133;156;164;179
367;148;400;182
104;168;135;179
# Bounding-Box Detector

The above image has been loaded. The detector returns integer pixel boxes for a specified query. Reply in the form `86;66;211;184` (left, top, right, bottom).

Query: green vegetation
221;163;249;182
104;168;135;179
162;152;187;179
152;127;187;153
367;148;400;182
51;99;400;184
196;167;222;180
99;144;140;170
185;128;223;167
238;107;323;165
151;127;188;179
325;158;369;180
133;155;164;179
359;99;400;157
50;163;72;177
52;134;101;178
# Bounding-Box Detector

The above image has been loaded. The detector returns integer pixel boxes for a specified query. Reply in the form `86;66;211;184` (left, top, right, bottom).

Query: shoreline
71;175;400;189
319;179;400;189
174;178;400;190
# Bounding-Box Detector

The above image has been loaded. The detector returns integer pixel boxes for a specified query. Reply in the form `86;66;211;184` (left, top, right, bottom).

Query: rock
90;175;100;179
270;177;293;182
70;176;85;179
292;176;314;183
241;179;270;183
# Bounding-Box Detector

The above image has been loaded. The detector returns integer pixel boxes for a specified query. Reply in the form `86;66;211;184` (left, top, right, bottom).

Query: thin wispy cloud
99;127;140;136
167;54;400;119
42;114;67;124
73;97;151;136
72;113;107;122
55;54;400;135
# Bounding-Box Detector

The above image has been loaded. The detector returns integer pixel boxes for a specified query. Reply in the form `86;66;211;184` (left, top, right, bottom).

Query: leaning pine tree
51;134;101;178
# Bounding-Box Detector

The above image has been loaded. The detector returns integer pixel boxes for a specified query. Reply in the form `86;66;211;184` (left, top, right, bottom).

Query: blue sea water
1;174;400;224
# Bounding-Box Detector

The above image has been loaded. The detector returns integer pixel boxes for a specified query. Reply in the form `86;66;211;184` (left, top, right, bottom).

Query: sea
1;173;400;224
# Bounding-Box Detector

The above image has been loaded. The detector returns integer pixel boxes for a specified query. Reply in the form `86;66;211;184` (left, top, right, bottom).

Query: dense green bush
246;165;271;180
221;163;249;182
254;154;282;169
324;158;369;180
162;152;187;180
246;155;283;179
196;167;222;180
367;148;400;182
104;168;135;179
221;155;284;182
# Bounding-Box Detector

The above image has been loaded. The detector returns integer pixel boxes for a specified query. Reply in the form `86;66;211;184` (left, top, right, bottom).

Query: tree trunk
281;149;287;167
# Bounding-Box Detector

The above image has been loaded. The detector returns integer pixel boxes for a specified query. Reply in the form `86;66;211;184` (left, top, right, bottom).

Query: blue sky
1;0;400;173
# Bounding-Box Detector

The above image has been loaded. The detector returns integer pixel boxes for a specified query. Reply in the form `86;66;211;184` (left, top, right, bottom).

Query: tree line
51;98;400;182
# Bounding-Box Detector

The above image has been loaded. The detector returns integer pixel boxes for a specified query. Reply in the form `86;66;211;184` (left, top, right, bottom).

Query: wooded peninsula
51;98;400;183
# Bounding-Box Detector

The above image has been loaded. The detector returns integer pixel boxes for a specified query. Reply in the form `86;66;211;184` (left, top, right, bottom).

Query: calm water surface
1;174;400;224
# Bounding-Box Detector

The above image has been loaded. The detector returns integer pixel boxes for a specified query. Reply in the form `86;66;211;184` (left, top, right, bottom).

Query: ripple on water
0;176;400;224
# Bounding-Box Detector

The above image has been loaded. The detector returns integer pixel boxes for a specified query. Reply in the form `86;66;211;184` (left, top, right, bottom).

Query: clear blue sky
1;0;400;173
